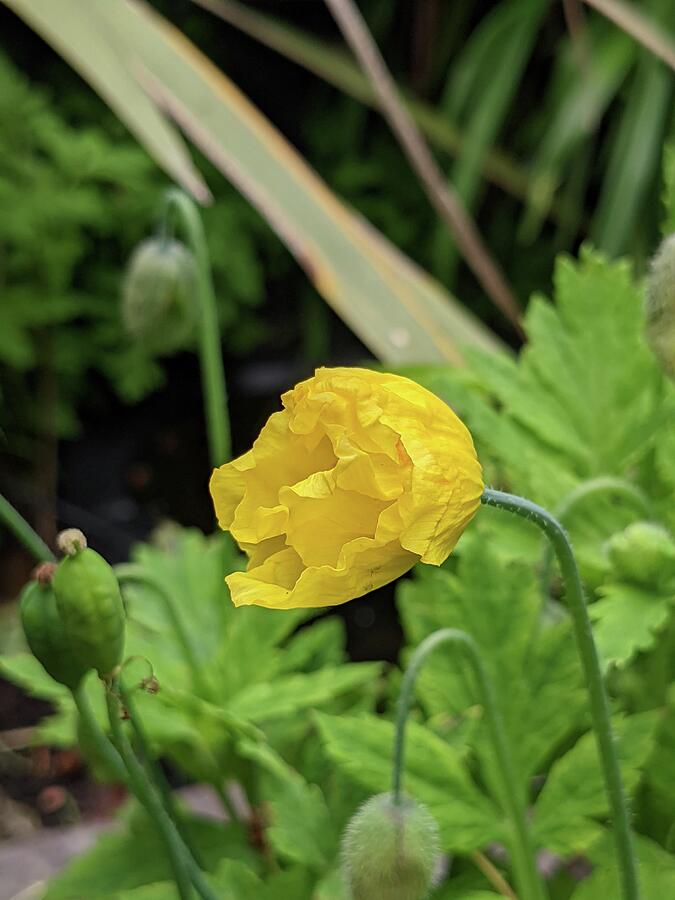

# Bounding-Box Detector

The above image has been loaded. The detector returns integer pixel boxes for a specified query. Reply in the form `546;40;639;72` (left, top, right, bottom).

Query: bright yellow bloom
210;367;483;609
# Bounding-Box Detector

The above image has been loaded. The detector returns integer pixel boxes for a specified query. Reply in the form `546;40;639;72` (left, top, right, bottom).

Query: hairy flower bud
52;548;126;679
20;580;89;688
606;521;675;588
341;793;440;900
645;233;675;378
122;237;195;354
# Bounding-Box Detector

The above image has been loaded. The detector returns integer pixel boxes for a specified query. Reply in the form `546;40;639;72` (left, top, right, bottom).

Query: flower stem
161;188;231;468
116;565;213;700
105;679;219;900
481;488;639;900
539;477;652;598
0;492;54;562
71;682;126;782
393;628;546;900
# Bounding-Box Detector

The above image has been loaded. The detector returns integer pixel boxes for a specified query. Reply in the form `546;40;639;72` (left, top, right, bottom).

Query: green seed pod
341;793;440;900
20;577;89;689
52;547;126;679
645;233;675;378
606;521;675;588
122;237;195;354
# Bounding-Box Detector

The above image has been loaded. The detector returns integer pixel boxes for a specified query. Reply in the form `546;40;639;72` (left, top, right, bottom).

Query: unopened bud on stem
341;793;440;900
122;237;196;354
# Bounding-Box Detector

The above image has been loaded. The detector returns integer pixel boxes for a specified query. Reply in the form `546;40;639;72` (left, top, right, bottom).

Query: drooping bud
121;237;196;354
341;793;440;900
20;579;89;689
57;528;87;557
645;234;675;378
606;521;675;588
52;547;126;679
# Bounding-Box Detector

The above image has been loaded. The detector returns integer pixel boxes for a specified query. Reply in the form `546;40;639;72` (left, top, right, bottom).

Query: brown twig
323;0;523;332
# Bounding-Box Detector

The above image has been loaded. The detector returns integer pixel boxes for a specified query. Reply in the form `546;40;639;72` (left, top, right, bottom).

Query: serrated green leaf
398;537;585;785
238;739;337;869
314;711;502;853
227;664;380;723
44;804;257;899
532;711;660;854
278;616;346;673
590;581;673;669
466;250;663;508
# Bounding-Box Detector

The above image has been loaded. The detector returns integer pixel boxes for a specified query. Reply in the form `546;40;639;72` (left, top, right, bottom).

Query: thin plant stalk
105;680;193;900
117;681;203;866
393;628;546;900
539;477;653;598
116;564;213;700
0;492;54;563
106;678;220;900
161;187;231;468
481;488;639;900
323;0;522;332
71;682;126;782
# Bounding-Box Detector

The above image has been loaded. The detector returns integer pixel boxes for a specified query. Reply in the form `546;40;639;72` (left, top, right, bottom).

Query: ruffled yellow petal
211;366;483;610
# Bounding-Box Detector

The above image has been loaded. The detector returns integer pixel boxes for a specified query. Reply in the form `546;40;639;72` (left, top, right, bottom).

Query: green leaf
590;581;673;669
44;803;258;899
571;831;675;898
277;616;346;673
238;739;337;869
227;664;381;723
314;711;502;853
462;250;665;530
398;536;585;784
532;711;660;854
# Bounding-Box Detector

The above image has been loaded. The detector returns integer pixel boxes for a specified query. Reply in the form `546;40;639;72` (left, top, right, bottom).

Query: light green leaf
314;711;502;853
238;739;337;869
398;536;585;784
532;711;660;854
590;581;673;669
227;664;380;723
571;830;675;898
464;249;663;508
44;804;257;899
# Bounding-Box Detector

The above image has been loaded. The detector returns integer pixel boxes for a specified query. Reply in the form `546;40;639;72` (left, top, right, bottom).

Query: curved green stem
106;679;220;900
0;492;54;562
481;488;639;900
161;188;231;468
540;477;653;597
105;680;194;900
71;682;126;782
393;628;546;900
116;565;212;700
118;680;203;866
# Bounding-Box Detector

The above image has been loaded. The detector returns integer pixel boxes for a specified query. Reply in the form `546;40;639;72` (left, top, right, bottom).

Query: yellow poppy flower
210;367;483;609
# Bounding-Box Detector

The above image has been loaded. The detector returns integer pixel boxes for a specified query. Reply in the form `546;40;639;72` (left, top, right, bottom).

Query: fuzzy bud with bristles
606;522;675;589
341;793;440;900
122;237;196;354
57;529;87;557
645;233;675;378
